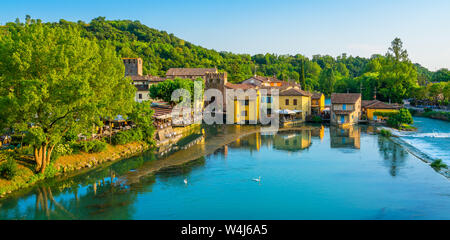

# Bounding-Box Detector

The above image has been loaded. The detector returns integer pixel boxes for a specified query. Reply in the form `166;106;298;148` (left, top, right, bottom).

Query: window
343;104;346;110
293;99;297;105
268;97;272;103
241;110;247;117
285;99;289;105
245;99;249;106
138;93;142;99
267;109;272;115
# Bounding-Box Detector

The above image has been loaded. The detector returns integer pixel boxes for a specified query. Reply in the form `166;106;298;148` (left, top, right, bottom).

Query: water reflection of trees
377;137;407;177
0;152;159;220
156;157;206;181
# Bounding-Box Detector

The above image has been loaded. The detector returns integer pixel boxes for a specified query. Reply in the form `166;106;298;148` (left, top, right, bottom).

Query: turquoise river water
0;122;449;220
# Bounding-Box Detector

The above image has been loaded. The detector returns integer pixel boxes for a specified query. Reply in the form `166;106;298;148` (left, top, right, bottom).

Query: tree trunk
34;147;43;172
34;143;54;174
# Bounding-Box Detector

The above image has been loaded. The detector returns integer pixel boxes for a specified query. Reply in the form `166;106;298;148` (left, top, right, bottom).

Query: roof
279;88;312;97
130;75;166;82
331;93;361;104
245;75;283;83
151;105;173;119
361;100;378;107
311;92;324;99
224;82;256;90
135;85;149;91
363;100;400;110
166;68;217;76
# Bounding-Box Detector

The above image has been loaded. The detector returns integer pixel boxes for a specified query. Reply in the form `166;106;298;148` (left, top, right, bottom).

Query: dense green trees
0;21;136;173
6;17;445;102
149;78;204;105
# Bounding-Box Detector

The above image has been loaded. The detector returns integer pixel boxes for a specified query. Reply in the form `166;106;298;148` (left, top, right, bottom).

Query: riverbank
412;110;450;122
0;141;151;198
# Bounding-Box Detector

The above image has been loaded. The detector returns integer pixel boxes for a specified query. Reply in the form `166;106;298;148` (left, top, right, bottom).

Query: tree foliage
0;21;136;173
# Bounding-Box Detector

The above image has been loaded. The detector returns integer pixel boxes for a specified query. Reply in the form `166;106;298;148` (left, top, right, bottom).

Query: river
393;117;450;165
0;124;449;220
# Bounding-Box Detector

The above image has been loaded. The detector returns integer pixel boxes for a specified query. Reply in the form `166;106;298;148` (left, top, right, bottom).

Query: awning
275;109;298;115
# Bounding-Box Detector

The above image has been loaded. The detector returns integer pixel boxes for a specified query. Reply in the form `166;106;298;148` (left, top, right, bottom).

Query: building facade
361;100;400;122
123;58;143;76
311;92;325;115
279;87;312;121
242;75;284;87
330;93;361;125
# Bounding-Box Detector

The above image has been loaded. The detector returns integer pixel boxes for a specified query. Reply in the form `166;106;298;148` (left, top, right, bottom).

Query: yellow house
311;92;325;115
362;100;400;122
278;86;312;121
225;83;260;124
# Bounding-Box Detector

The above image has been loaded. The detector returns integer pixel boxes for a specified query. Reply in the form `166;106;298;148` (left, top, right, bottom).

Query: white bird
253;176;261;182
184;178;188;185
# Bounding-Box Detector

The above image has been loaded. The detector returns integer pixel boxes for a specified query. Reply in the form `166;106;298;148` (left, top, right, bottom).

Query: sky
1;0;449;71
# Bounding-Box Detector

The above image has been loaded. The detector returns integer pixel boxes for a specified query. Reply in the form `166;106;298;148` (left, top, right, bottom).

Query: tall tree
299;59;306;90
0;21;135;173
378;38;418;103
387;37;409;62
319;66;335;96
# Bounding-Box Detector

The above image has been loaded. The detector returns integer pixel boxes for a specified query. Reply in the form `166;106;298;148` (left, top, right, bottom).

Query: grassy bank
0;141;150;198
412;110;450;122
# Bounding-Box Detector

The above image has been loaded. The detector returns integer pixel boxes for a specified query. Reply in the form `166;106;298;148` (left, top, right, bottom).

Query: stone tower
205;72;228;111
123;58;143;76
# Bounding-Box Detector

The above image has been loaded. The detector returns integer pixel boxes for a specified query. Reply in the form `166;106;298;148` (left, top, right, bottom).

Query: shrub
71;140;107;153
111;129;143;145
54;143;73;156
311;116;322;123
387;109;413;129
0;156;18;180
90;140;107;153
424;108;432;113
431;159;448;170
379;129;392;137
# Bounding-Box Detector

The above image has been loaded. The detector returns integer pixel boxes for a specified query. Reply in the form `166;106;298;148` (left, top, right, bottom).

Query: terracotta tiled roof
364;100;400;109
151;105;173;119
224;82;256;90
361;100;378;107
250;75;282;83
130;75;166;82
166;68;217;76
311;92;324;99
331;93;361;104
279;88;312;97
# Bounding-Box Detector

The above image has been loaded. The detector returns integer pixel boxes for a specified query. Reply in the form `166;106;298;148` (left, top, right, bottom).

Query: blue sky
1;0;449;70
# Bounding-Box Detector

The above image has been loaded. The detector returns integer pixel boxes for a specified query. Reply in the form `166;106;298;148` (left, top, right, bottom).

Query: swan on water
184;178;188;185
253;176;261;182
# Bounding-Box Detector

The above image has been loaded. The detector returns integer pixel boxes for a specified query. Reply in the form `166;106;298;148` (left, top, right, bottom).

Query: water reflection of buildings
311;125;325;142
229;129;313;153
330;126;361;149
273;130;311;152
